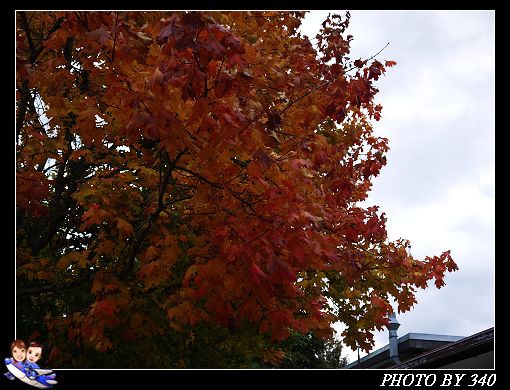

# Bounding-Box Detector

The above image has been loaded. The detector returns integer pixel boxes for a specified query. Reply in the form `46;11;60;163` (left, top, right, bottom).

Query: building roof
394;327;494;369
345;327;494;369
345;333;464;369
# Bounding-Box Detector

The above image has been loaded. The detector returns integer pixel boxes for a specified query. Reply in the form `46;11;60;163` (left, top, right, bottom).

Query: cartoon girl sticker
4;339;57;388
4;339;27;379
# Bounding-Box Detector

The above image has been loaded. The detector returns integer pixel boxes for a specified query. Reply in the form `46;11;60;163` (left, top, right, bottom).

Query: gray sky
300;10;495;363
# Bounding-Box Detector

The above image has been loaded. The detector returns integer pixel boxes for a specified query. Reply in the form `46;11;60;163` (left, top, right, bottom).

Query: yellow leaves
129;162;158;184
163;87;193;120
116;217;133;236
309;104;321;120
56;251;91;270
261;348;285;367
167;300;208;329
356;318;370;329
144;246;159;262
129;312;164;338
297;279;308;288
344;288;362;300
69;149;92;162
94;338;114;352
137;238;179;289
161;235;179;266
73;185;96;204
96;239;116;255
17;258;51;281
91;271;123;296
182;265;199;288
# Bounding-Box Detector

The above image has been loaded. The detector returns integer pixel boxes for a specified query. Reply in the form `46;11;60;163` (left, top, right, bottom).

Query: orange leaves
167;300;208;330
149;68;165;86
260;309;294;342
75;107;103;145
182;265;199;288
138;261;171;289
371;294;392;313
116;217;133;236
129;311;165;338
80;204;109;230
238;299;263;323
425;250;458;288
137;240;180;289
246;161;263;180
16;170;50;217
16;11;457;364
144;246;159;262
91;271;125;296
92;298;118;319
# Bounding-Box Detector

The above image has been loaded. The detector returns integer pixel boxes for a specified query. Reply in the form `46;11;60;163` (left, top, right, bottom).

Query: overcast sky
300;10;495;364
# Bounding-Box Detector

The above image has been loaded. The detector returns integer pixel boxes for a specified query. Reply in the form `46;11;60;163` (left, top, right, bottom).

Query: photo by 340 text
380;373;496;387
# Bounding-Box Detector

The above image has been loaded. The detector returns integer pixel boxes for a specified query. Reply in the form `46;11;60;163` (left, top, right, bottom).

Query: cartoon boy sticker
26;342;43;368
4;339;27;380
24;342;44;380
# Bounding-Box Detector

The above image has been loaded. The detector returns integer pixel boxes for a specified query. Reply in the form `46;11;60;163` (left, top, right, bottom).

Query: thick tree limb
119;149;189;280
17;271;94;298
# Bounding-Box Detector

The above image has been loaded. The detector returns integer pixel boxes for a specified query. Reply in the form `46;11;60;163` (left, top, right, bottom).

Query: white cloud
302;11;495;365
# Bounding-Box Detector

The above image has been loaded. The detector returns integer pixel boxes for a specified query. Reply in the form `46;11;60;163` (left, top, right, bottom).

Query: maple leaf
116;217;133;236
250;263;268;285
229;53;245;70
148;68;164;87
92;298;118;318
80;204;109;229
16;11;457;368
86;26;110;45
56;252;89;270
354;59;364;68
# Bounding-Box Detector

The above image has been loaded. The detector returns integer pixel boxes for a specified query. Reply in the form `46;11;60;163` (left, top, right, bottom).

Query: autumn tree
15;11;458;368
278;331;348;368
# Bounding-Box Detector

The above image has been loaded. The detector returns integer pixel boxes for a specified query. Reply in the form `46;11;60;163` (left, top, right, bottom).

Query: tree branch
119;148;189;280
17;271;94;298
16;81;31;142
174;165;223;189
111;12;120;63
